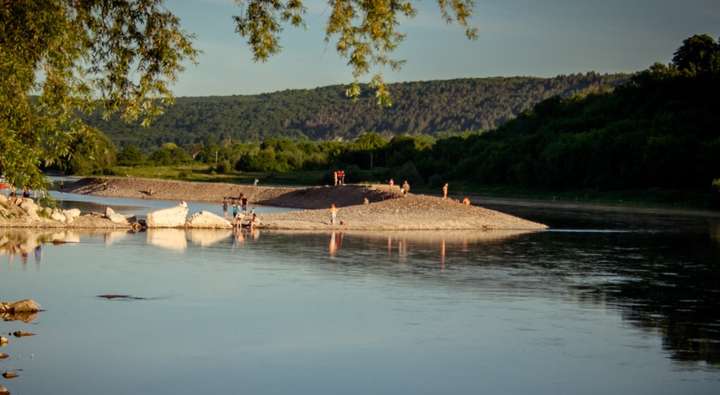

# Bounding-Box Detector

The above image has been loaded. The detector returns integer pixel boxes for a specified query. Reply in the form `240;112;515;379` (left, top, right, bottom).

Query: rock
0;353;7;360
0;337;7;346
0;194;7;205
1;371;18;379
50;209;66;223
18;198;39;219
186;210;232;229
62;208;81;223
104;207;128;225
11;331;34;338
4;299;41;313
0;384;9;395
146;202;188;228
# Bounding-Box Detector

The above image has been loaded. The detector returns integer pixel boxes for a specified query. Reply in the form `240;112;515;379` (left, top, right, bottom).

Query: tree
0;0;196;189
353;132;388;168
672;34;720;75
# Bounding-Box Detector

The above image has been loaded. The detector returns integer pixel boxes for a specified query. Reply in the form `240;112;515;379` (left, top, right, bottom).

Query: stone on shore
0;337;7;346
146;202;188;228
186;210;232;229
50;209;66;223
1;371;18;379
0;384;9;395
18;198;39;220
104;207;129;225
0;353;8;360
63;208;81;223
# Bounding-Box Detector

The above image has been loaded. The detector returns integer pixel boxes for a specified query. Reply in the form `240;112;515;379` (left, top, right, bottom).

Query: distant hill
86;73;627;149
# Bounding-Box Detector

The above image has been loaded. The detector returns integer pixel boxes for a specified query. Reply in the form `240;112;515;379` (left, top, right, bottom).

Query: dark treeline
86;73;626;149
70;35;720;202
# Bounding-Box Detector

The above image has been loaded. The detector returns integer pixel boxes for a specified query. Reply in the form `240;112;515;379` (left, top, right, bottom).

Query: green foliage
60;128;117;175
672;34;720;75
233;0;477;105
117;145;146;166
149;143;192;166
88;74;626;149
0;0;197;189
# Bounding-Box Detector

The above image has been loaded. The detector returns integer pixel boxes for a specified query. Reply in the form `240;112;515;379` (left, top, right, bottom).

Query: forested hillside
87;73;626;149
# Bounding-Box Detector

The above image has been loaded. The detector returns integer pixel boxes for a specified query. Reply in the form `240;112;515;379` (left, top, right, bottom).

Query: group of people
222;194;257;229
388;179;411;196
333;170;346;186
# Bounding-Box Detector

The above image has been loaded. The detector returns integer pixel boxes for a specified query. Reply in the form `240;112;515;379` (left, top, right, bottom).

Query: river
1;193;719;394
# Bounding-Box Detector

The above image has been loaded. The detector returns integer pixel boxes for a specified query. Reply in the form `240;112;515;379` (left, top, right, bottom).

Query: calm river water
1;194;719;394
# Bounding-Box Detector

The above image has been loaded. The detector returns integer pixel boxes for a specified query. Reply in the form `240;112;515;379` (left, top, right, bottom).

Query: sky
166;0;720;96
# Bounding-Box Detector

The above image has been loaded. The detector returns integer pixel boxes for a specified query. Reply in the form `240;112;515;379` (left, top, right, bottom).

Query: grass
107;165;326;186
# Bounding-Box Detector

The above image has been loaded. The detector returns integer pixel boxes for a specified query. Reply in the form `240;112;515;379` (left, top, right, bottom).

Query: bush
215;160;233;174
393;161;424;186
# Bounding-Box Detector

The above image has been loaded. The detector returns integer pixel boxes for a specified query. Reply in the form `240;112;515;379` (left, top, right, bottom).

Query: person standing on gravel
330;203;338;225
442;183;449;200
401;180;410;196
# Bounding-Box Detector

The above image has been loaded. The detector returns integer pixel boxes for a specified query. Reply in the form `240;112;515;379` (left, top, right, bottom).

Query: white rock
63;208;81;223
19;199;39;219
186;210;232;229
0;194;7;205
50;210;66;223
146;204;189;228
104;207;128;225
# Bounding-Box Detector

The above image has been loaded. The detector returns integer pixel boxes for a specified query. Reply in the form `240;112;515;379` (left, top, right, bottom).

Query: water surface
1;195;719;394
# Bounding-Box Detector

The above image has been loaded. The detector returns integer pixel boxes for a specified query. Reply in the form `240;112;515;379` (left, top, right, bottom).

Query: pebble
11;331;34;338
1;371;17;379
0;353;7;360
0;384;9;395
0;337;7;346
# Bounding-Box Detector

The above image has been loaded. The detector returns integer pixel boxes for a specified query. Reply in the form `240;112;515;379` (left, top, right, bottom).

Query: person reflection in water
440;239;446;271
328;232;343;257
34;245;42;264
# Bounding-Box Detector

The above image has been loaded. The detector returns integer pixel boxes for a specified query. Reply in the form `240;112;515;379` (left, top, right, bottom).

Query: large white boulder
104;207;129;225
186;210;232;229
63;208;81;224
50;209;66;223
19;198;39;219
146;202;188;228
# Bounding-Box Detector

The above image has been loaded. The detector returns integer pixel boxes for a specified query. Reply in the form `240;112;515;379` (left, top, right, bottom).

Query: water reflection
0;229;80;264
1;227;719;372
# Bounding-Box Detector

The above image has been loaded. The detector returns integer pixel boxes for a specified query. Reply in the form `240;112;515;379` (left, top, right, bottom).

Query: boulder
186;210;232;229
18;199;39;219
63;208;81;223
1;299;41;313
146;202;188;228
104;207;128;225
50;209;66;223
